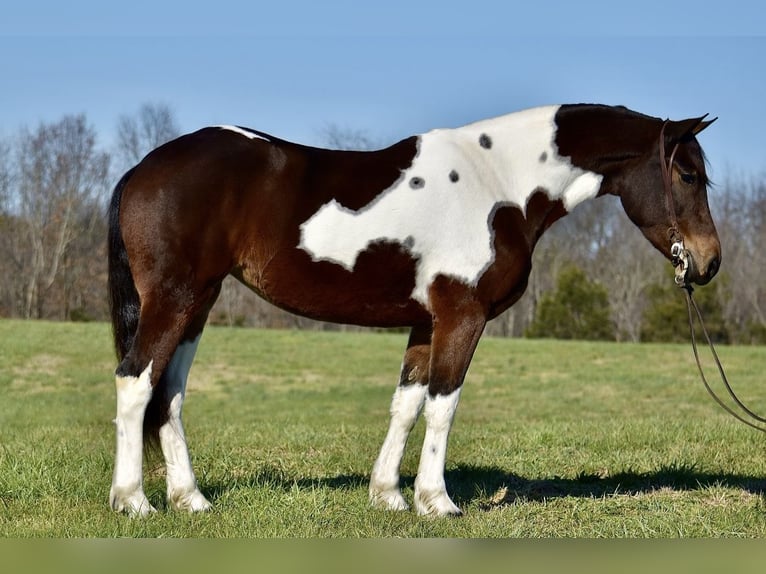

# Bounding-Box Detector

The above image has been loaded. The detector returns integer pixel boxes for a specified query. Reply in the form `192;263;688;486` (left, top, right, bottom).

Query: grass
1;318;766;537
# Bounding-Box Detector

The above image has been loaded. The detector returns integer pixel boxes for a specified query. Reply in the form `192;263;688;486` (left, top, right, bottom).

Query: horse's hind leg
369;326;431;511
158;309;214;512
110;353;155;516
110;293;216;516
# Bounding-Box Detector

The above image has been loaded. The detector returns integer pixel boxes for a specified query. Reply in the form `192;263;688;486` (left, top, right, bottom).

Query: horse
107;103;720;517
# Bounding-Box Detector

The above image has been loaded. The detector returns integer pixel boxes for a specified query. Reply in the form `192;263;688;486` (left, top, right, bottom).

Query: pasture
1;319;766;537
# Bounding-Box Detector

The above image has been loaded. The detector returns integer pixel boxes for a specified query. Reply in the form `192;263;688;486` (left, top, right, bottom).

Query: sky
1;1;764;181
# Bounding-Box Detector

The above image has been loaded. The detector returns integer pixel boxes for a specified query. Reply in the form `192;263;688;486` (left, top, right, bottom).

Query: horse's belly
239;244;431;327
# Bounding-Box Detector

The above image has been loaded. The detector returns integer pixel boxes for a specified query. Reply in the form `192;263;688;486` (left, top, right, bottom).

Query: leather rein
660;121;766;433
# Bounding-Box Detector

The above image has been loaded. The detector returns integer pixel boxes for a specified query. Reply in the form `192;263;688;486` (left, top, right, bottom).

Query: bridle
659;121;689;286
659;121;766;433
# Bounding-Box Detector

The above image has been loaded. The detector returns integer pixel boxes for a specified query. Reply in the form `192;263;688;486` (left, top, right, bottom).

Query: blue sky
1;2;764;180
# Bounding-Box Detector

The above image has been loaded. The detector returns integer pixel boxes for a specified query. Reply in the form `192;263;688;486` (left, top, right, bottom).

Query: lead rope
683;285;766;433
660;120;766;433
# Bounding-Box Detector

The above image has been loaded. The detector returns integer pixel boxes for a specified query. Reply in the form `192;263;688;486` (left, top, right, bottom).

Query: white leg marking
414;389;463;516
159;336;211;512
110;361;156;517
369;383;428;511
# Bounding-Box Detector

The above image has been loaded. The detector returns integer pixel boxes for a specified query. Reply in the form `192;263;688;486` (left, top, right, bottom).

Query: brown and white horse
107;104;720;516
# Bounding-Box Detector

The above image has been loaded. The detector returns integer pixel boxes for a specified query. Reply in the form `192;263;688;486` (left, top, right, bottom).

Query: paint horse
107;104;720;516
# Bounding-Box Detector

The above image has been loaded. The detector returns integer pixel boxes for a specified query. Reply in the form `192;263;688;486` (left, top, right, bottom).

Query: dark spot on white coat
410;177;425;189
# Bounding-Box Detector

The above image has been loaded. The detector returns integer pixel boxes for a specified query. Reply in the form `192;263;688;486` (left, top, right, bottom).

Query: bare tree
318;124;380;151
0;138;10;208
712;174;766;341
14;115;110;318
600;215;664;341
0;137;17;315
115;102;180;171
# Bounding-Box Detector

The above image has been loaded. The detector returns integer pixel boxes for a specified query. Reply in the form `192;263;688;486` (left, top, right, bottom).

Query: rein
683;286;766;432
659;122;766;433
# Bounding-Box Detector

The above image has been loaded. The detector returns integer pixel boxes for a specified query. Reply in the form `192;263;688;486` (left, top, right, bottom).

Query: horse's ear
692;116;717;135
664;114;716;142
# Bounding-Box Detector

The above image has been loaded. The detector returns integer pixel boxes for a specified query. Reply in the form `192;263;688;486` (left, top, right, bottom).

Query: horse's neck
447;106;605;214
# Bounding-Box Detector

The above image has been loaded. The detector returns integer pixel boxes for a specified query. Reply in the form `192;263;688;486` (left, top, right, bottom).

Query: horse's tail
108;167;139;362
107;167;168;448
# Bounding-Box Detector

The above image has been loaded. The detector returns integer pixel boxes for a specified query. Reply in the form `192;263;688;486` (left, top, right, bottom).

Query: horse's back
121;126;419;223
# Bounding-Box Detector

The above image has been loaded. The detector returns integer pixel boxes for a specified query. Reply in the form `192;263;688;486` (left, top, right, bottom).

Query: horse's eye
680;172;696;185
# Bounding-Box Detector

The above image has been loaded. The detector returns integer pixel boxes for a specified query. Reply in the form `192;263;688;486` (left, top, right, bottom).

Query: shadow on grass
200;462;766;510
444;463;766;509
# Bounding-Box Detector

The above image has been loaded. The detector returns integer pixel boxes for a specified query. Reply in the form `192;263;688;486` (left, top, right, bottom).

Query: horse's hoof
169;488;213;512
369;487;410;511
413;489;463;517
110;489;157;517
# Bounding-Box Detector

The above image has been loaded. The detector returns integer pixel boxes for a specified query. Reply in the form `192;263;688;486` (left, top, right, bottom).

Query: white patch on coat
298;105;603;305
217;125;270;141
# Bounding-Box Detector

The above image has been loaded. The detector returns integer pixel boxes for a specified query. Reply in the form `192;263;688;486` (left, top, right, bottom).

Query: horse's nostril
707;256;720;279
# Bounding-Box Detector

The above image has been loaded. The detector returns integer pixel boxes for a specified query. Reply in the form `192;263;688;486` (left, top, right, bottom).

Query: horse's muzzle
685;252;721;286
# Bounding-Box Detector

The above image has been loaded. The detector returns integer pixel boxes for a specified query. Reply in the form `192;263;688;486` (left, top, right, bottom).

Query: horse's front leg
413;286;486;516
414;388;464;515
370;327;431;511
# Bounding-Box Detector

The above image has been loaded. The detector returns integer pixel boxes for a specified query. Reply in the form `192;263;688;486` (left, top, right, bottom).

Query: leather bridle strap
659;122;690;285
659;121;682;245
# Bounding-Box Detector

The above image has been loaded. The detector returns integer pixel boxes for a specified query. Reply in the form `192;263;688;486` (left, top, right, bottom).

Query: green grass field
2;319;766;537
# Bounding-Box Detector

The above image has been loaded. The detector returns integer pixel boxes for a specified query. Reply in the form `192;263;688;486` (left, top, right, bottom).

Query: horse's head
617;115;721;286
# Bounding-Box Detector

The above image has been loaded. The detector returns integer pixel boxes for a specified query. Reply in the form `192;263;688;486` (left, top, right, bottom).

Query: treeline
0;104;764;343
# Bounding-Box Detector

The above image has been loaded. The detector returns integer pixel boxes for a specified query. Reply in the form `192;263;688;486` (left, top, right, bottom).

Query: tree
641;270;729;344
115;102;180;171
594;209;665;342
14;115;110;318
0;138;16;315
526;265;614;340
318;124;379;151
711;175;766;343
0;138;10;208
